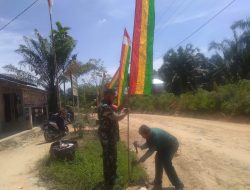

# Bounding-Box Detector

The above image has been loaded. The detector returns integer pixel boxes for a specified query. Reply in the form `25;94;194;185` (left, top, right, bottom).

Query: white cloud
157;10;212;30
0;17;8;24
107;9;129;20
0;31;23;72
0;16;30;30
97;18;107;25
153;57;164;70
171;12;209;25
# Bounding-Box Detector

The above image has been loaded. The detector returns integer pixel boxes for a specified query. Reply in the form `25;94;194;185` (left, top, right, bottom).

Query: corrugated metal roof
0;74;47;93
0;73;36;86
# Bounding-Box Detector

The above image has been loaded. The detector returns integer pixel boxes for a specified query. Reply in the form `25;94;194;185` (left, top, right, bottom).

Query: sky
0;0;249;76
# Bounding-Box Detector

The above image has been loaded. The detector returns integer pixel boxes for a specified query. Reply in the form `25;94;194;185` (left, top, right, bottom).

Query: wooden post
45;105;49;120
28;107;33;129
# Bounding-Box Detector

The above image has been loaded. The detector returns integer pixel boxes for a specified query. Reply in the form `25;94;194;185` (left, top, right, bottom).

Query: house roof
0;74;36;86
0;74;47;93
153;78;164;85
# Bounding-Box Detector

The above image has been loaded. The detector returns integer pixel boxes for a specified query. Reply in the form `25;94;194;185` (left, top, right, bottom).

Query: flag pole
127;83;131;181
47;0;60;110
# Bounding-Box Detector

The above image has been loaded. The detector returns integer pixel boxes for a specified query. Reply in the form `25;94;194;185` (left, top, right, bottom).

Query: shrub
178;90;218;112
218;80;250;114
73;119;85;137
154;93;177;112
130;80;250;116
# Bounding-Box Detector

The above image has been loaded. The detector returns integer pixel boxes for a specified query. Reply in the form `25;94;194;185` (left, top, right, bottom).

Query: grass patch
39;135;146;190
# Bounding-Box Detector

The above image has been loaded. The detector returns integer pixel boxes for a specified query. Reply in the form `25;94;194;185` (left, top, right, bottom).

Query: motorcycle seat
49;122;59;130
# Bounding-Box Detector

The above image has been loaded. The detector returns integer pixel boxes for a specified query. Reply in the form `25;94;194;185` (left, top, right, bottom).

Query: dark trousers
99;131;117;185
154;145;182;187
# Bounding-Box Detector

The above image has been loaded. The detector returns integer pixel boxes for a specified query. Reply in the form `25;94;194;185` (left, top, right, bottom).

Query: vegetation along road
120;114;250;190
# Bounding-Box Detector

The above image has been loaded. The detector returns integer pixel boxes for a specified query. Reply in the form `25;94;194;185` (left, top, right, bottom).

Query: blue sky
0;0;249;76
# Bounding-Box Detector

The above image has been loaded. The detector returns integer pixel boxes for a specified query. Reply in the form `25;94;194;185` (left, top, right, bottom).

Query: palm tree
232;17;250;79
231;17;250;31
159;44;208;94
209;17;250;81
16;22;76;112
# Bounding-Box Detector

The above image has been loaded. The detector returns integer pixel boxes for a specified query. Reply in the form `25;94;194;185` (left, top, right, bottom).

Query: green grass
39;136;146;190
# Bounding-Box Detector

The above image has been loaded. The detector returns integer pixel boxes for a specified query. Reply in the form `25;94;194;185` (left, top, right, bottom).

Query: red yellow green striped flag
108;68;119;89
117;29;131;106
129;0;155;95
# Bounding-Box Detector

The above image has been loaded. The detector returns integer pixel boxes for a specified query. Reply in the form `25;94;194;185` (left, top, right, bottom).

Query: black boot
175;182;184;190
149;181;162;190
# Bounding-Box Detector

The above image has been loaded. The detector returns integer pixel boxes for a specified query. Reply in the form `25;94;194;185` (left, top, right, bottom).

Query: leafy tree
64;55;96;79
206;54;231;88
16;22;76;112
78;83;97;107
158;17;250;95
60;55;96;107
159;44;208;94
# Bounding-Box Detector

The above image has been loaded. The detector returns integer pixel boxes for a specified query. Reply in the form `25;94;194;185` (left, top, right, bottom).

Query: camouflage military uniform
97;100;119;185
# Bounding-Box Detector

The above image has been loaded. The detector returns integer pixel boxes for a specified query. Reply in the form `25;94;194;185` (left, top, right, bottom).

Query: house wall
0;86;4;132
0;84;26;131
0;79;48;134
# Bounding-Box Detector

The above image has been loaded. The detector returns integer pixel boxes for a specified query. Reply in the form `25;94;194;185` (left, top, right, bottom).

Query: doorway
3;93;19;123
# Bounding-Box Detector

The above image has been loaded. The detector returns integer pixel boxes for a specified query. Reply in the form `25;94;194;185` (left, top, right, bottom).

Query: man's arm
139;142;149;150
138;147;156;163
113;111;127;121
103;106;128;121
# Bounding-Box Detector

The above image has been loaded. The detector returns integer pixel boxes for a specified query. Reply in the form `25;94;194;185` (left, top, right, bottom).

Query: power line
155;0;237;61
156;0;193;36
156;0;187;33
0;0;40;32
174;0;237;48
156;0;177;24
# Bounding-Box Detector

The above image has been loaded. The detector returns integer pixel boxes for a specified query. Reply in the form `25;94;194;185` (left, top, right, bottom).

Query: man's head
139;124;151;140
103;89;116;105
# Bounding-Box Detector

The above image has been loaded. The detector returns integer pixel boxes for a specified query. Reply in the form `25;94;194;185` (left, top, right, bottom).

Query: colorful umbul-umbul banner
129;0;155;95
108;68;119;89
117;29;131;106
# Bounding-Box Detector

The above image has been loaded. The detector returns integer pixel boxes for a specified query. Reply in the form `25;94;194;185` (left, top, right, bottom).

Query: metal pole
48;3;60;110
127;100;130;180
77;77;80;114
127;86;131;180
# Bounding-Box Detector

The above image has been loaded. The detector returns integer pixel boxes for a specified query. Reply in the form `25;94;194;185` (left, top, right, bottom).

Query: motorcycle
43;114;69;142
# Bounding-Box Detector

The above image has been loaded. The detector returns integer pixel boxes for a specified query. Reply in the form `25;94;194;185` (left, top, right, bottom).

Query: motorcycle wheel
44;131;53;142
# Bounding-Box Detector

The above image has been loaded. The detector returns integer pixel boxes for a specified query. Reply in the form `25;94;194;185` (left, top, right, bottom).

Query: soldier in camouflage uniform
97;89;128;187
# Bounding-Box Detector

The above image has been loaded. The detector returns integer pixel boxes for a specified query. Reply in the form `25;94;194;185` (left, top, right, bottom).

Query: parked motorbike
43;114;69;142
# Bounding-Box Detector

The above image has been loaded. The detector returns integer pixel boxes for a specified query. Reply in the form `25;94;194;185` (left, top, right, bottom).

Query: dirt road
0;128;50;190
0;115;250;190
120;114;250;190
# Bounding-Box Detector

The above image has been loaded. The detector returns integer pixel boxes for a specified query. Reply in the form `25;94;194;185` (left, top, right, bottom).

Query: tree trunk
48;83;59;114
